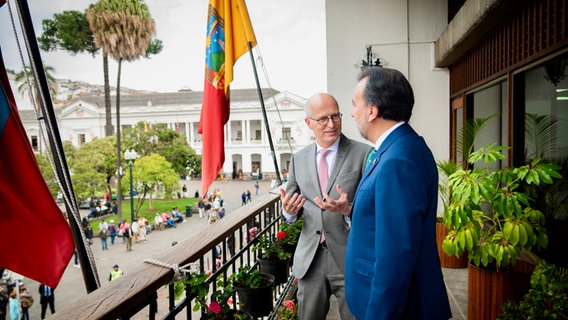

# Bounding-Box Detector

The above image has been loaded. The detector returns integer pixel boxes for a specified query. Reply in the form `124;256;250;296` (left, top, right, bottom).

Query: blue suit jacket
345;123;451;320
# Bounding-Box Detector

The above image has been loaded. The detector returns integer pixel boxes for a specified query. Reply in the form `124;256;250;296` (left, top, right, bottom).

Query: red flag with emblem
198;0;257;196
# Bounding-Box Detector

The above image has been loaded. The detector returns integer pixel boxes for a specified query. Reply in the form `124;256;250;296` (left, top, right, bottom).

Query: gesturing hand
314;184;352;216
279;188;305;215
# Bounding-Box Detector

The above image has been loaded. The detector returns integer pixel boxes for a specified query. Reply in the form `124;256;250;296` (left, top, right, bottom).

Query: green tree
127;153;179;212
38;9;162;138
122;122;201;175
72;136;117;198
14;64;56;98
87;0;160;217
38;10;98;55
35;153;59;197
37;10;113;136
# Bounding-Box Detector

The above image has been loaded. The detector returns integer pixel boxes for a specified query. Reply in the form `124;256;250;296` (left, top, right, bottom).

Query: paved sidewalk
19;179;467;319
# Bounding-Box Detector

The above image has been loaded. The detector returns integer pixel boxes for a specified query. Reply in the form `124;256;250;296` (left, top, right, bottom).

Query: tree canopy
122;122;201;176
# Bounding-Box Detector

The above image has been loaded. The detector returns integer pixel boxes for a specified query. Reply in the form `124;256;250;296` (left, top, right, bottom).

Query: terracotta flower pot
467;261;534;320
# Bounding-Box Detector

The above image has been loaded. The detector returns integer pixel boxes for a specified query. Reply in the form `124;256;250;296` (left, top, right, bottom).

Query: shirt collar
316;136;340;154
373;121;404;150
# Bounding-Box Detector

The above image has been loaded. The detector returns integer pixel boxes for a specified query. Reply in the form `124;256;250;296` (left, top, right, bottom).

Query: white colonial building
18;88;314;180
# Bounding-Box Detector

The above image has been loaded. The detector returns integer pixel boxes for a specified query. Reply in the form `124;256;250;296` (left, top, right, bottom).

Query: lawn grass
90;197;198;232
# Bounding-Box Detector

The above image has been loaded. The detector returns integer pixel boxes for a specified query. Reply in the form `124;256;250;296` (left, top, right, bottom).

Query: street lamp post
124;149;139;223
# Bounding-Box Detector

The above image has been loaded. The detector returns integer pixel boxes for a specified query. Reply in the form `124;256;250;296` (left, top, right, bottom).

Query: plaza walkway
19;180;467;319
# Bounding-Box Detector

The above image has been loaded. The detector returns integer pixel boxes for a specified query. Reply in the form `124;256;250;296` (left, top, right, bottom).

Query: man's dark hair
357;67;414;122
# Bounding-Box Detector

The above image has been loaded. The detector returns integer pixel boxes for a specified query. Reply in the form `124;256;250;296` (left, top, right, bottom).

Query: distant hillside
53;79;156;108
6;68;158;108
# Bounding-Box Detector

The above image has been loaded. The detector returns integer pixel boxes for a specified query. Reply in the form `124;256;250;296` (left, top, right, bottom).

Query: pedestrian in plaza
8;290;18;320
81;217;88;228
109;264;124;282
160;211;176;228
18;283;32;320
279;92;371;319
198;197;205;218
0;287;8;320
84;223;94;245
38;284;55;319
246;190;252;203
137;217;147;243
99;224;109;250
344;67;451;319
73;249;80;267
154;213;164;230
241;191;246;206
108;220;118;245
119;220;128;243
254;181;259;195
124;224;133;252
131;219;140;243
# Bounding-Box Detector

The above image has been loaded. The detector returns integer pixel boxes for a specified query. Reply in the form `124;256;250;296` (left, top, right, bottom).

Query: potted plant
253;231;292;285
442;143;562;319
274;299;299;320
174;272;251;320
231;265;275;318
436;116;495;268
278;219;304;262
436;159;468;268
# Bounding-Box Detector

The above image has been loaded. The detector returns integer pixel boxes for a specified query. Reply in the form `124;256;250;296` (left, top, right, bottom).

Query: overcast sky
0;0;327;99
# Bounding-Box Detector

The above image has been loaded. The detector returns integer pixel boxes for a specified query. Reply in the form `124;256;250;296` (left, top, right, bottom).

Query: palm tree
86;0;156;221
14;64;57;99
38;10;114;137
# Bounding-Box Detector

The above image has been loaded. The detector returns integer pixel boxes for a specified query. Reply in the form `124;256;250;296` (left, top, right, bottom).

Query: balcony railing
51;190;292;319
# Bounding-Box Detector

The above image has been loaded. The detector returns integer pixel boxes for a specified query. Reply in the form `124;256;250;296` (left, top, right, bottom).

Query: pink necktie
318;149;330;243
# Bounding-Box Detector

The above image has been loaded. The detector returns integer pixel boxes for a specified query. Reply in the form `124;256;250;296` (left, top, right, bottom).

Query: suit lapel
326;134;349;194
307;144;320;194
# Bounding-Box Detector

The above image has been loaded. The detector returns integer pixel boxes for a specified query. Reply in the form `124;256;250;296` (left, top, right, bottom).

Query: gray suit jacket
285;134;371;279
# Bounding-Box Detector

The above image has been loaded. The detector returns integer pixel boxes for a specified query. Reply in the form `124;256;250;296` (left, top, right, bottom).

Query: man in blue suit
344;67;451;319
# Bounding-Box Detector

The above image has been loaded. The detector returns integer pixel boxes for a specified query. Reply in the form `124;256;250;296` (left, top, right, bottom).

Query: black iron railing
51;190;294;319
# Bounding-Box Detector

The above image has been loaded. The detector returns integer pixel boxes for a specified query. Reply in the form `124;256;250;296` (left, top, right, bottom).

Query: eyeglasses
307;113;342;126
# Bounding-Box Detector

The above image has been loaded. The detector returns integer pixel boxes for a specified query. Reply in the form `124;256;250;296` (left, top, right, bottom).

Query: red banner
198;0;257;196
0;49;74;288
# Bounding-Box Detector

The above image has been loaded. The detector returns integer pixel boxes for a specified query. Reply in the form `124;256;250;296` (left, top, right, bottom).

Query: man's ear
368;104;380;121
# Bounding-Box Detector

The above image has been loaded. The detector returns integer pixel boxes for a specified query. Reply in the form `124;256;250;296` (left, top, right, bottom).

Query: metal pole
129;161;134;222
246;42;282;184
14;0;99;292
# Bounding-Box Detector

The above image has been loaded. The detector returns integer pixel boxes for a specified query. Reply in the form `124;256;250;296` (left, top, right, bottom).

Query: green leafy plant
230;265;262;289
174;272;245;319
278;219;304;245
442;143;562;269
499;262;568;319
252;231;292;260
275;299;298;320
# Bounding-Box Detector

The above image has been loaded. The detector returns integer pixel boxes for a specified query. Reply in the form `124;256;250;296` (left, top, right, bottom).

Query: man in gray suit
279;93;371;319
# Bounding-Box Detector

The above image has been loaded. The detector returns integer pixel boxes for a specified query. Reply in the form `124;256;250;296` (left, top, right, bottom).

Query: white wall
325;0;450;161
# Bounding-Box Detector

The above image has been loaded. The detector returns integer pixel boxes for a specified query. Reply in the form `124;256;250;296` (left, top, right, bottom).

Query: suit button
316;230;321;234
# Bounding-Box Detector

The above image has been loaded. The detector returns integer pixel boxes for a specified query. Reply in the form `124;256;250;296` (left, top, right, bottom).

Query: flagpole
246;42;282;185
15;0;99;292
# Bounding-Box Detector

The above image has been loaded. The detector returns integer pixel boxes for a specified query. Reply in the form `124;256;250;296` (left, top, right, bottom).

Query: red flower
208;301;222;314
283;299;295;311
276;231;287;240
